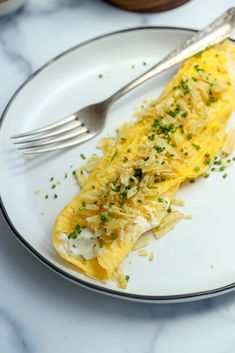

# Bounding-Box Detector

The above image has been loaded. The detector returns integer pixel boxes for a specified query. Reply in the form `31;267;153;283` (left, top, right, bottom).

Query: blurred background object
106;0;191;12
0;0;25;16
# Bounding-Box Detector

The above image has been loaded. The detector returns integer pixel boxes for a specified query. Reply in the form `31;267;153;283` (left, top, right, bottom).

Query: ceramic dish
1;27;235;303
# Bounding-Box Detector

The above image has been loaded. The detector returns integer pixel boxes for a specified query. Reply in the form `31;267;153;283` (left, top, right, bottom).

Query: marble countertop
1;0;235;352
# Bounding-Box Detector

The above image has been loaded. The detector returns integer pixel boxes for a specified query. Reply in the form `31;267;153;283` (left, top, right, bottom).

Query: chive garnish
192;143;201;151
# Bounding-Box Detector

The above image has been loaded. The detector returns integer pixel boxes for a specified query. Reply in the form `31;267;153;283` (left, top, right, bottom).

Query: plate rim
1;26;235;303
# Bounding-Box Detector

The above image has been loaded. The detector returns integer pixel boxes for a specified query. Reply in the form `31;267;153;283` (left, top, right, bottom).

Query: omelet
53;40;235;284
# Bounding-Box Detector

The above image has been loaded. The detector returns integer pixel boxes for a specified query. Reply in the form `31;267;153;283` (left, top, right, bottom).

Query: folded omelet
53;40;235;284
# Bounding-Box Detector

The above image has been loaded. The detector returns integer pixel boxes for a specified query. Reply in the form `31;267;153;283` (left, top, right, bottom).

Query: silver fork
11;8;235;155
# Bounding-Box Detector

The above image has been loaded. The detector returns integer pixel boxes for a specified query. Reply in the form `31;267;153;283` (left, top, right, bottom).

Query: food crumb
184;214;193;219
98;74;103;79
210;264;214;269
171;199;185;206
138;249;148;257
40;212;45;216
80;153;86;160
57;181;61;185
34;189;41;196
131;64;135;69
129;260;132;265
149;252;154;262
24;155;33;161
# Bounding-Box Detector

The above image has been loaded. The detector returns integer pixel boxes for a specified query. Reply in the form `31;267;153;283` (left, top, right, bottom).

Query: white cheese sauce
58;198;169;260
58;229;102;260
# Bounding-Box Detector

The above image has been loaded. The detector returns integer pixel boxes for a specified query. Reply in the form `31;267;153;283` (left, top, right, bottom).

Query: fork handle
107;7;235;105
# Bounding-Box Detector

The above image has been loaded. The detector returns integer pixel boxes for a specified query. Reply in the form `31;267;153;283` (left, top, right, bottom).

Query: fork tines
11;114;91;154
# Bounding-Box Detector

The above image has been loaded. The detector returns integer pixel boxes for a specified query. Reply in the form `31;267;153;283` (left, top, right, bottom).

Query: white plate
1;27;235;303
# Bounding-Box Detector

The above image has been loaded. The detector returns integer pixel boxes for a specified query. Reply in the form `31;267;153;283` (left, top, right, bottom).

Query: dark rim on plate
1;26;235;303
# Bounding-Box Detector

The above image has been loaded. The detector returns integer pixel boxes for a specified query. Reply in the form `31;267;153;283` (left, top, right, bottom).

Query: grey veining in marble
1;1;235;352
0;308;33;353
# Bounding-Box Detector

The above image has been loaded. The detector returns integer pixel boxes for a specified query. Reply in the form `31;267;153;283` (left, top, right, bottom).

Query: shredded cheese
222;128;235;155
132;235;151;250
171;199;185;206
138;249;148;256
153;210;185;239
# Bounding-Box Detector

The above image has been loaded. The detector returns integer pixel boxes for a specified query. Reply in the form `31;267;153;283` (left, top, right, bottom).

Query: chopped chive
99;239;104;248
204;173;210;178
205;152;210;158
80;153;86;160
90;236;98;241
153;146;165;153
72;170;76;176
49;177;54;182
45;194;49;199
181;111;188;118
92;185;95;189
167;207;172;213
187;134;192;140
192;143;201;151
194;64;204;72
51;184;56;189
121;137;127;142
194;166;200;172
127;148;131;153
101;212;109;222
148;134;155;140
68;225;81;239
64;173;68;179
222;173;228;179
125;275;130;281
53;194;58;199
111;233;118;241
111;151;117;161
